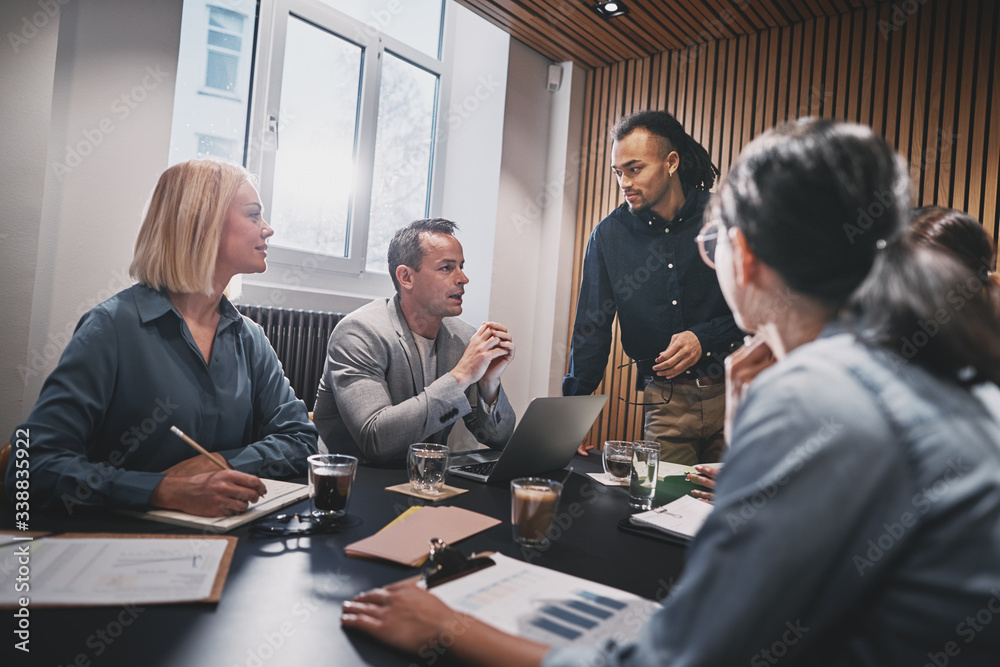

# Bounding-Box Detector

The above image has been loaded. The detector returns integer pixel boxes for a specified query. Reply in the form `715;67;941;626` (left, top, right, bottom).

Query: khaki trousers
642;379;726;465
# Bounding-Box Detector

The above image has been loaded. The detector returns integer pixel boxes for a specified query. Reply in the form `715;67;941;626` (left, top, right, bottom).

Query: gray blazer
313;296;515;465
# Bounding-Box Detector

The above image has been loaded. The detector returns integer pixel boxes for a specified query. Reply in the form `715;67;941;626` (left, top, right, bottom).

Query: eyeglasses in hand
616;358;674;406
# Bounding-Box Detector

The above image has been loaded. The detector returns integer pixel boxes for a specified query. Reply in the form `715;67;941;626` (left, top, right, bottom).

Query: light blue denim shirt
7;284;317;510
545;325;1000;666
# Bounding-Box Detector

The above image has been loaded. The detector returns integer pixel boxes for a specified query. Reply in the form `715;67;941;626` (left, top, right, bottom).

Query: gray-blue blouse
7;284;317;510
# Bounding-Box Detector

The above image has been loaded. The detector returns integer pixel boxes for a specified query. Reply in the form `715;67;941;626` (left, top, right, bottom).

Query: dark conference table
3;454;687;667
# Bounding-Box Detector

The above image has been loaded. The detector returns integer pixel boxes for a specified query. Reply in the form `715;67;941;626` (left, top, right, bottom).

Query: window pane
365;52;438;273
322;0;444;59
208;30;242;51
206;51;238;92
269;15;363;258
168;0;255;166
197;134;238;161
209;7;244;32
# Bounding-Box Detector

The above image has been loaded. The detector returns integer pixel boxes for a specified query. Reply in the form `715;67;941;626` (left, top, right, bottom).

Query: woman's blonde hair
130;159;254;295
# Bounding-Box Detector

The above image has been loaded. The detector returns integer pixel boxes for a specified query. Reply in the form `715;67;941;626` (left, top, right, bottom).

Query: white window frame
245;0;452;296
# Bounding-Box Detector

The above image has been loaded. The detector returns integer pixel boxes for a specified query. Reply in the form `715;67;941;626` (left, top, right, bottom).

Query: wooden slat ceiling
453;0;891;69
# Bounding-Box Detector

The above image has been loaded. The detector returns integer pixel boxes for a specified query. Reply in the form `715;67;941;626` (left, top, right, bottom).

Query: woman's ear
730;227;759;287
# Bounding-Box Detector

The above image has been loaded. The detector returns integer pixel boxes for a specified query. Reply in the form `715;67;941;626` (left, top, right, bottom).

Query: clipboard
0;532;237;608
420;538;496;588
344;506;501;566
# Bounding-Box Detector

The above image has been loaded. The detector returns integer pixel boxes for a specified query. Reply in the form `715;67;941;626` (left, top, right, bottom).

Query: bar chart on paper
429;554;660;647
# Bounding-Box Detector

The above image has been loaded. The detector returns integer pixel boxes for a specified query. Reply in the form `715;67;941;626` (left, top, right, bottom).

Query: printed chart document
429;553;660;647
0;533;236;607
122;478;309;532
629;494;714;541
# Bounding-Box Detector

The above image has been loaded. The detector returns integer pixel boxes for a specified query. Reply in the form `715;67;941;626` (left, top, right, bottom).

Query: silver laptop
449;395;609;483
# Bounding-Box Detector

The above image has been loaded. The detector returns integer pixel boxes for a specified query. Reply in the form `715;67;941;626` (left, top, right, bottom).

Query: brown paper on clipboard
344;507;500;567
0;532;237;608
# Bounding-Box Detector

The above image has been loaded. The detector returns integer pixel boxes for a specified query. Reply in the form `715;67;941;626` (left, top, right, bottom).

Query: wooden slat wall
568;0;1000;448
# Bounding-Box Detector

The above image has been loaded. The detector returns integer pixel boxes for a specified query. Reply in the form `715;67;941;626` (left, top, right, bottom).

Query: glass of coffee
628;440;660;510
510;477;563;548
308;454;358;518
602;441;633;481
407;443;450;495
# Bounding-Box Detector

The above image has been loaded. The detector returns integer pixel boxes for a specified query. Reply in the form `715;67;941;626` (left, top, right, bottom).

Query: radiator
236;305;345;411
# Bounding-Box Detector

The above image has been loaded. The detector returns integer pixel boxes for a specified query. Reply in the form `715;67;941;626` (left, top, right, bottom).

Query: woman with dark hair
909;205;1000;316
341;120;1000;665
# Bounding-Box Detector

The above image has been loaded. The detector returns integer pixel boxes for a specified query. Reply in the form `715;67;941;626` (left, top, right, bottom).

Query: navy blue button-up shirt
564;190;743;395
8;284;317;510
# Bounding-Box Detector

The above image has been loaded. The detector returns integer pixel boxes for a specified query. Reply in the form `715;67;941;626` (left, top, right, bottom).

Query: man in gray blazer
314;218;517;465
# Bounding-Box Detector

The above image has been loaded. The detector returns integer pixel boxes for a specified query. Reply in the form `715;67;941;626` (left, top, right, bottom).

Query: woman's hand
342;583;461;654
687;464;719;503
163;453;231;476
342;583;550;667
724;336;776;444
149;470;267;517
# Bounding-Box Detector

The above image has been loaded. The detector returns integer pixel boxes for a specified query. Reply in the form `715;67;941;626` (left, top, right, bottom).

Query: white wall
18;0;183;416
0;0;60;432
436;4;509;327
488;41;584;414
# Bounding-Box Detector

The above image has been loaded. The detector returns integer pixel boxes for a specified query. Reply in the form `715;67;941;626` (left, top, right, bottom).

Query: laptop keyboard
454;461;497;476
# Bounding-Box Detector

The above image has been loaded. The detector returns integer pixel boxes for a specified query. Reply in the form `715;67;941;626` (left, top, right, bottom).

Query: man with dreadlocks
564;110;744;465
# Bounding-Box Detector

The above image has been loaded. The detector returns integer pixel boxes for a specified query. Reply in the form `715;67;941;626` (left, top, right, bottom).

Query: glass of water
628;440;660;510
407;443;450;495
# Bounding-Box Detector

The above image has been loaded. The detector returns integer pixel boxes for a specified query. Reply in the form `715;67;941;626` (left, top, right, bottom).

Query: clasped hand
450;322;516;403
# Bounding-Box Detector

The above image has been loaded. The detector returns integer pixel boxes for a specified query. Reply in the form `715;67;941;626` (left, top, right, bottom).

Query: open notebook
121;478;309;532
628;494;714;542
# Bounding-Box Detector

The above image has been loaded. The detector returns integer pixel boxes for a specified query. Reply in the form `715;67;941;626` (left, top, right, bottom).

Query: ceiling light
592;0;628;19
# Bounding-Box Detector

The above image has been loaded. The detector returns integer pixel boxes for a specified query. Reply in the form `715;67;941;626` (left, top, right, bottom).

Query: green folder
652;462;720;506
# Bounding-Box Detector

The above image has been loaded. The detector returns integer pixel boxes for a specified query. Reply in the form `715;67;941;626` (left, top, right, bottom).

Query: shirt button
672;300;678;305
668;263;673;269
664;228;670;234
706;352;712;356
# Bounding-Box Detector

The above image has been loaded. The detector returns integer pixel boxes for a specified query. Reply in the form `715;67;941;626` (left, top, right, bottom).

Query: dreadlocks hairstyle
611;110;720;191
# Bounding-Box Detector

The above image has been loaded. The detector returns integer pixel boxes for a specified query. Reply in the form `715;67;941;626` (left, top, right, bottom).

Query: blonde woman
8;159;317;516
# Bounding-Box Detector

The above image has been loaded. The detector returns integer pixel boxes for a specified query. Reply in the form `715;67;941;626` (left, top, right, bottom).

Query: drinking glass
628;440;660;510
407;443;450;495
602;441;633;481
510;477;563;547
308;454;358;518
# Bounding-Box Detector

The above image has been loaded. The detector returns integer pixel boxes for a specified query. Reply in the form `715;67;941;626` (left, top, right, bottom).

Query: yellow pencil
170;425;231;471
